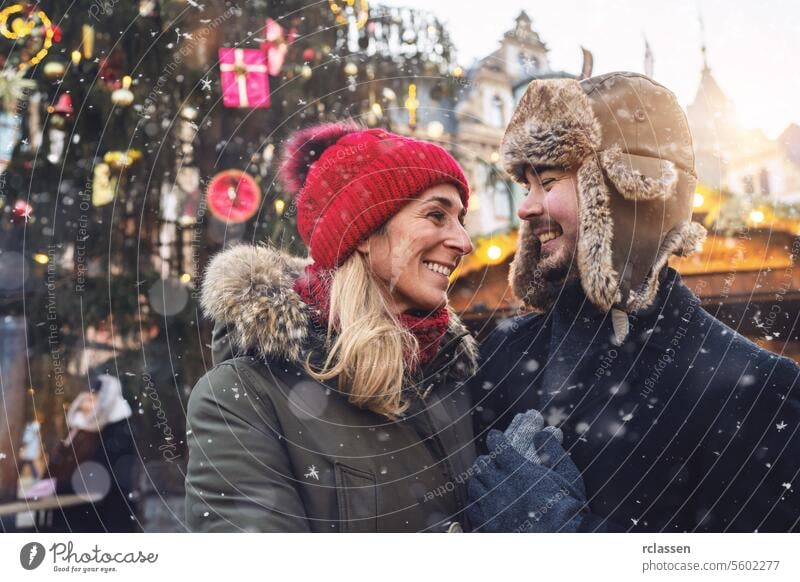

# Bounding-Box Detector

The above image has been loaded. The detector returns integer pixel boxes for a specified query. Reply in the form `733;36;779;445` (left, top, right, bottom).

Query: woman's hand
466;410;589;532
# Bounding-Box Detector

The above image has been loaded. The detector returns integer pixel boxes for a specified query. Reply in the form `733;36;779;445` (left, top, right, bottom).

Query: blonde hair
305;251;419;419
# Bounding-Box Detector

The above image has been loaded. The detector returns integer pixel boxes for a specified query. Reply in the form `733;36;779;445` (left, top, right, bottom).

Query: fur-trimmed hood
502;72;707;326
200;244;478;378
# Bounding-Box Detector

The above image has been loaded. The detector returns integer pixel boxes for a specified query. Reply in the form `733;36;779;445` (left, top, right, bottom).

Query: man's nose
517;185;544;221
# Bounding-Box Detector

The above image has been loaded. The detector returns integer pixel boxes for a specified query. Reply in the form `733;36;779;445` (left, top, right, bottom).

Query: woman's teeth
538;230;560;244
423;261;452;276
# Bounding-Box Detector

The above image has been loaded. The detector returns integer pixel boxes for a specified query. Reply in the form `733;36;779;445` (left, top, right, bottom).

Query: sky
381;0;800;138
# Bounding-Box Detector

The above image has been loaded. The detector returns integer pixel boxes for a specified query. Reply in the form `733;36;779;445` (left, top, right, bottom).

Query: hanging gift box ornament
206;169;261;223
218;48;270;109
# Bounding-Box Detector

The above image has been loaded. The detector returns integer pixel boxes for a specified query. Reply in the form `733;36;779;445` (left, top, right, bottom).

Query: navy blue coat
472;268;800;532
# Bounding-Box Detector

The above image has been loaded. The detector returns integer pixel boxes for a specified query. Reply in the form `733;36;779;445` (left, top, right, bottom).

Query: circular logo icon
19;542;46;570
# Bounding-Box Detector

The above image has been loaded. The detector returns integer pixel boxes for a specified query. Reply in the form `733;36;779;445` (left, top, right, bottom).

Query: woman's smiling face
359;183;473;314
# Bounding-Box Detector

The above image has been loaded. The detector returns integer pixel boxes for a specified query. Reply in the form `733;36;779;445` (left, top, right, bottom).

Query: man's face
510;166;580;309
518;166;579;281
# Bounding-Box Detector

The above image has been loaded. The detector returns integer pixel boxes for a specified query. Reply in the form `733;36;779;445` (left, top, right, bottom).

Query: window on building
742;175;755;195
489;95;504;128
759;168;771;195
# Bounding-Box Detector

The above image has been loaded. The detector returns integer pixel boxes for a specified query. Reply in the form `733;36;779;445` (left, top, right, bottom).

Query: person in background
19;411;44;480
46;374;138;532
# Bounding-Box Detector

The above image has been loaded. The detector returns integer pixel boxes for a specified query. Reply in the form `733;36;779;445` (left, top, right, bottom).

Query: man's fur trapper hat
502;72;707;314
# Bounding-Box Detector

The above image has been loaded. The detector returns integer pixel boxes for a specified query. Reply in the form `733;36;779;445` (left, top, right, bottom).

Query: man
467;72;800;532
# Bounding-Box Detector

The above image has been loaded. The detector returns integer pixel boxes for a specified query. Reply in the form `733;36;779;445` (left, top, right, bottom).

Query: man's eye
541;178;556;190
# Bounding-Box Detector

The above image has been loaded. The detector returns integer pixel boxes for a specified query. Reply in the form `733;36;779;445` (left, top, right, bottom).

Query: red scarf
293;263;450;370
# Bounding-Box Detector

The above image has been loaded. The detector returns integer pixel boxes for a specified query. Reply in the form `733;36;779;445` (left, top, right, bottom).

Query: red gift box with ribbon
218;48;270;109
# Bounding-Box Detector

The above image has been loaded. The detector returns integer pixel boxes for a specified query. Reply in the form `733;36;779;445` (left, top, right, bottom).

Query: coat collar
541;267;702;354
200;244;478;378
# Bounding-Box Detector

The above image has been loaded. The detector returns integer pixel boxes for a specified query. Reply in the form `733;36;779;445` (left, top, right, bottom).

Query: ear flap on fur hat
576;154;622;312
600;145;678;201
279;121;362;195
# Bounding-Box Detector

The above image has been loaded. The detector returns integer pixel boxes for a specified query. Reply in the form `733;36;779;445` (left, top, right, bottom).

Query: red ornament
302;48;315;62
47;24;62;43
218;48;270;108
12;200;33;220
53;93;74;116
206;170;261;223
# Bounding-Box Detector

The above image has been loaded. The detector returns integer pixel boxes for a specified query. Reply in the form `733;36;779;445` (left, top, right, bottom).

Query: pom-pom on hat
280;122;469;269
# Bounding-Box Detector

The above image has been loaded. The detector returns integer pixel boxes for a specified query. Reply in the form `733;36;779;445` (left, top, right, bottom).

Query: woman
46;374;137;532
185;123;478;532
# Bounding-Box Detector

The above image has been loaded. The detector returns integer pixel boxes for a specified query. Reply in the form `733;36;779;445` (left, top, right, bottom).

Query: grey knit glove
503;409;584;500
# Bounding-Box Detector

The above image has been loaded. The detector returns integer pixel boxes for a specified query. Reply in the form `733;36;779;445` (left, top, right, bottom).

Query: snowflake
782;482;792;490
200;78;212;91
776;421;788;432
304;465;320;480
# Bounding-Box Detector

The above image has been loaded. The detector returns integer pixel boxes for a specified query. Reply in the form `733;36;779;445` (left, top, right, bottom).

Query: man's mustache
524;218;562;235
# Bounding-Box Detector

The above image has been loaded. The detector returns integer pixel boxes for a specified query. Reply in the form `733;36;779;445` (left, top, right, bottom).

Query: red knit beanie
280;122;469;269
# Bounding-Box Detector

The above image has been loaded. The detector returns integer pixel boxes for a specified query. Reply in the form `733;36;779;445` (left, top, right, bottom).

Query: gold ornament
111;75;134;107
104;149;142;170
43;60;65;79
81;24;95;60
405;83;418;129
328;0;369;29
0;5;55;71
343;61;358;76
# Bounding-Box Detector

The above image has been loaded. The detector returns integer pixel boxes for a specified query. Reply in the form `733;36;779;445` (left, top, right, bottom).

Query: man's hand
467;410;588;532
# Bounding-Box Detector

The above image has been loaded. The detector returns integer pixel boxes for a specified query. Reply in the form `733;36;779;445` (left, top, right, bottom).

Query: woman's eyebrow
422;196;466;218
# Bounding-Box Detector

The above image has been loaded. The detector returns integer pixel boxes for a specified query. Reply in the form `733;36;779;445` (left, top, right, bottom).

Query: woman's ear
356;238;370;255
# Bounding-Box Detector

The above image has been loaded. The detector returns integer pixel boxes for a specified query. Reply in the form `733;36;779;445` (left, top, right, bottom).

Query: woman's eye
428;211;446;223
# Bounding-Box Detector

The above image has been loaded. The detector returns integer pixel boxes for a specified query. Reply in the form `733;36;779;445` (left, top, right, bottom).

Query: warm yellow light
71;50;81;65
34;253;49;265
693;192;704;208
490;151;500;164
487;244;502;261
749;209;765;224
453;66;464;78
426;121;444;139
275;199;286;214
405;83;418;128
371;102;382;117
180;273;192;284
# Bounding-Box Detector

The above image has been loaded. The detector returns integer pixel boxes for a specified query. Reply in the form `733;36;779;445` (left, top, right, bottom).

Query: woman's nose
447;223;474;256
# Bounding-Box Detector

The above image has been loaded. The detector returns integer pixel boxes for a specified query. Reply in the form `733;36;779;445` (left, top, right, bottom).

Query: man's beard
509;220;576;312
